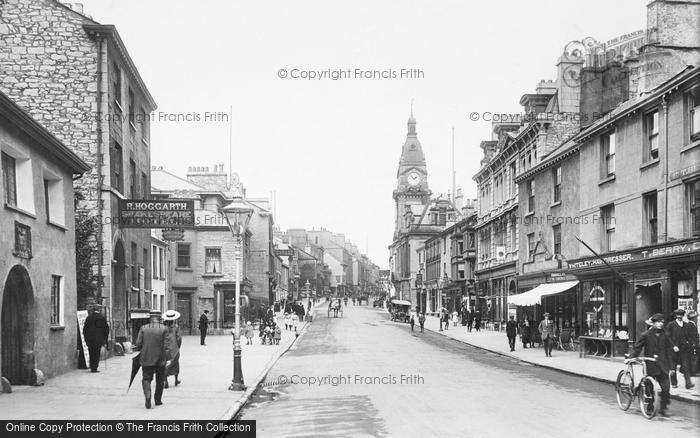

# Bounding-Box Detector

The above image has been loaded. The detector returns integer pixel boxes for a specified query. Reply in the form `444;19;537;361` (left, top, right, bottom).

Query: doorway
176;293;192;335
635;283;662;338
112;240;127;341
1;265;35;385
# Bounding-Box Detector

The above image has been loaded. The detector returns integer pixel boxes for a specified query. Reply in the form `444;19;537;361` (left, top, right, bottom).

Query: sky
77;0;647;268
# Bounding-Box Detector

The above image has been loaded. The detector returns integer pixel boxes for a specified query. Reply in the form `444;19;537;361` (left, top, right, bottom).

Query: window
509;162;517;196
601;205;615;252
113;62;121;105
110;141;123;193
159;247;165;279
2;152;17;206
140;107;150;143
527;179;535;213
527;233;536;258
553;224;562;255
152;245;158;279
129;159;136;198
131;242;138;287
143;248;149;289
601;132;616;177
643;192;658;244
50;275;62;326
177;243;191;268
645;111;659;161
141;172;148;199
128;89;135;127
42;171;65;226
688;180;700;237
553;166;562;203
690;88;700;140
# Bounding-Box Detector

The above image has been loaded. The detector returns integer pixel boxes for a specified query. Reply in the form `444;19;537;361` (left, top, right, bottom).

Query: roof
0;90;90;174
151;168;205;191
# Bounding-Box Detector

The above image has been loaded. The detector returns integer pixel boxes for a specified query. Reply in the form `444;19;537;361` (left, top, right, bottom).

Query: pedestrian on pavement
666;308;695;389
467;311;473;332
539;313;555;357
292;312;300;331
198;310;209;346
474;311;482;332
506;315;518;352
162;310;182;389
410;313;415;332
135;310;170;409
520;319;531;348
82;304;110;373
627;313;674;417
245;321;255;345
452;311;459;328
273;324;282;345
686;311;699;376
419;313;426;333
284;312;291;331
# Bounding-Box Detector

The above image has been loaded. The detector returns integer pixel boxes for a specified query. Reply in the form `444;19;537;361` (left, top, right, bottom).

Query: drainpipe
662;94;669;243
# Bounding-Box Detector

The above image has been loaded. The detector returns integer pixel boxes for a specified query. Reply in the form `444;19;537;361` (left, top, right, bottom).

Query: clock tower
393;110;431;237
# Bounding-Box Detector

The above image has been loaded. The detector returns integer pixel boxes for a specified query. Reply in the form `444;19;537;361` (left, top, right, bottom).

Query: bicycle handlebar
623;355;657;364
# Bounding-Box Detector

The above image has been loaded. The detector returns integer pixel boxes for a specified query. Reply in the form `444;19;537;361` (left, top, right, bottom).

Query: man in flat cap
135;310;170;409
538;312;556;357
628;313;673;416
666;309;695;389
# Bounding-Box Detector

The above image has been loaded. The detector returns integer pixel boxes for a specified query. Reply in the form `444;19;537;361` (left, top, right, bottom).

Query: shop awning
390;299;412;306
508;280;579;306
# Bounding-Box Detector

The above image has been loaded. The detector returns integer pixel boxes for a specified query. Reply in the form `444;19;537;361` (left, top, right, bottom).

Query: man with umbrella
134;310;170;409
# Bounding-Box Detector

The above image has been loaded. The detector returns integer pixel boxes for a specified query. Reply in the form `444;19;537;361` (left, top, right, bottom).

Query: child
284;312;291;330
274;324;282;345
291;312;300;332
245;321;254;345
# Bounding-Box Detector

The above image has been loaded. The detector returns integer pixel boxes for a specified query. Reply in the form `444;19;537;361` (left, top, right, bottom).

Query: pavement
0;310;314;420
419;314;700;404
240;305;699;437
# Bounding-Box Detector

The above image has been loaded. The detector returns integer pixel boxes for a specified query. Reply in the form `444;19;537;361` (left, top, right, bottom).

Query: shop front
567;237;700;353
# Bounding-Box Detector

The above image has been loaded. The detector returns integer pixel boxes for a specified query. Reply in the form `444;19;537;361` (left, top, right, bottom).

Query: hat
203;310;209;314
649;313;664;322
544;313;551;317
673;309;686;316
687;311;698;320
162;310;181;321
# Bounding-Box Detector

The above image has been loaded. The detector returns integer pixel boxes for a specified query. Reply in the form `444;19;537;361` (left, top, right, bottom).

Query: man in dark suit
506;315;518;352
198;310;209;346
135;310;170;409
539;313;556;357
628;313;674;416
666;308;695;389
82;305;109;373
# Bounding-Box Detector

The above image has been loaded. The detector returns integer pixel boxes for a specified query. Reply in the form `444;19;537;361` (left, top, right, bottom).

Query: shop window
205;247;222;274
644;110;659;161
131;242;138;287
177;243;191;268
688;180;700;237
600;204;615;252
601;132;616;177
552;166;561;203
643;192;658;244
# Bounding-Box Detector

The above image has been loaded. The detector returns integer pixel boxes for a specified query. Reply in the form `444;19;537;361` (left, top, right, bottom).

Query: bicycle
615;355;661;419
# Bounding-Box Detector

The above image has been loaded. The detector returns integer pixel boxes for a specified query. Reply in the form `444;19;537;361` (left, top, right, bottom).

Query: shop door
176;294;192;335
635;284;662;338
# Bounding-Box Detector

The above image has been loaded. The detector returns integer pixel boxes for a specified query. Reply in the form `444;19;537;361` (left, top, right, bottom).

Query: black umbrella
127;352;141;392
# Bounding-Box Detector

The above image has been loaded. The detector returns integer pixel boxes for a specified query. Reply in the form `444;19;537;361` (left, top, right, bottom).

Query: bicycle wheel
615;370;634;410
639;376;661;419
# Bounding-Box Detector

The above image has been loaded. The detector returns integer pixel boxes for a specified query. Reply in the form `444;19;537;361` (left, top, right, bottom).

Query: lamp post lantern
221;196;253;391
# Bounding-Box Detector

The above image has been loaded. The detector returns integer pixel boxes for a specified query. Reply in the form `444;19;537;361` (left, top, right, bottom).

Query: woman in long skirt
163;310;182;388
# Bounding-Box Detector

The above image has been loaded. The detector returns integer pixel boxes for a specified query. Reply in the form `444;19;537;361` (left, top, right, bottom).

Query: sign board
118;199;195;229
274;249;295;257
669;162;700;181
161;228;185;241
568;238;700;270
77;310;90;367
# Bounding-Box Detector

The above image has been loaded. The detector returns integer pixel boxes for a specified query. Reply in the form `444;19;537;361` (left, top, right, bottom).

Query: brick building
151;165;275;334
0;0;157;344
1;91;90;384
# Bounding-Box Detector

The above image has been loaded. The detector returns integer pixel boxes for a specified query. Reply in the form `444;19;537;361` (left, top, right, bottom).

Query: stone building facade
0;90;90;384
0;0;157;344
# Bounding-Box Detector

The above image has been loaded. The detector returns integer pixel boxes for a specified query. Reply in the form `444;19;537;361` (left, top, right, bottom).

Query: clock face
407;172;421;186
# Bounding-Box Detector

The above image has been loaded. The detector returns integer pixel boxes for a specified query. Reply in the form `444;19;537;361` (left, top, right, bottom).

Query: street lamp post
221;197;253;392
